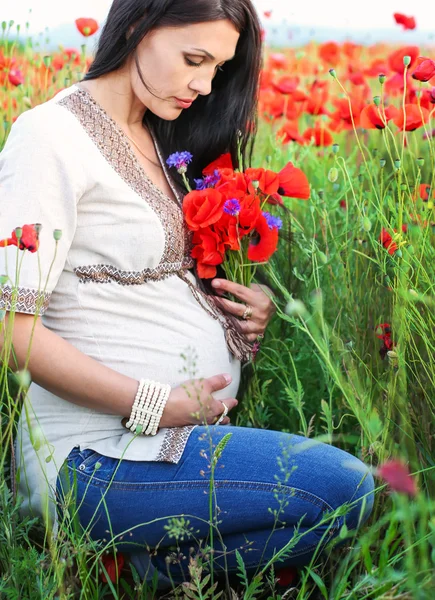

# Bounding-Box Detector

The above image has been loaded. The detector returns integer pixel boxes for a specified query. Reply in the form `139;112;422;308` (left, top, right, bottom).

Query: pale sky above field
3;0;435;33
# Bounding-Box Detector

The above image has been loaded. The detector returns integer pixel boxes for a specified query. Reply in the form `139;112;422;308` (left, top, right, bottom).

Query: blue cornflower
224;198;241;216
166;151;193;171
263;212;283;231
194;169;221;190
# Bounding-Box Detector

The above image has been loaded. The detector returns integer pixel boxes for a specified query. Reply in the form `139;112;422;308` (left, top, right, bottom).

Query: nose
189;74;213;97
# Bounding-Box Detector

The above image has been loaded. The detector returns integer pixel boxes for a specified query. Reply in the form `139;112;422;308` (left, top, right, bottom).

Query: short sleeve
0;105;85;315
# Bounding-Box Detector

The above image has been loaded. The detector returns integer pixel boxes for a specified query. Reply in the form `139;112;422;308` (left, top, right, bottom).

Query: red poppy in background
277;120;305;145
75;18;99;37
411;57;435;82
377;459;418;497
393;13;416;31
8;68;24;86
419;183;435;201
273;75;300;94
393;104;429;131
318;41;341;66
302;124;333;146
100;552;125;584
360;103;398;129
0;224;39;253
264;10;272;18
268;53;288;70
388;46;419;73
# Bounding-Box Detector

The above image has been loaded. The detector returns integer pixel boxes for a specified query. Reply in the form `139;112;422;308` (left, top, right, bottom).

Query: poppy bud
329;68;337;78
14;227;22;241
403;55;411;67
379;73;386;84
395;248;403;258
53;229;63;241
332;143;339;154
380;158;386;168
416;157;425;168
1;22;6;32
373;96;381;107
34;223;42;235
43;55;52;68
400;183;407;191
0;274;8;285
372;148;378;157
362;217;372;232
358;174;364;183
16;369;31;389
285;299;307;318
318;189;324;199
394;159;401;170
328;167;339;182
22;96;32;108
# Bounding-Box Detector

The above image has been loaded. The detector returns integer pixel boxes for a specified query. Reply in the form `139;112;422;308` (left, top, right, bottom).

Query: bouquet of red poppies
166;151;310;287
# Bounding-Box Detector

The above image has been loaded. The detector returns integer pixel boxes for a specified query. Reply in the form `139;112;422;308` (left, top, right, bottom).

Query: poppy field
1;12;435;600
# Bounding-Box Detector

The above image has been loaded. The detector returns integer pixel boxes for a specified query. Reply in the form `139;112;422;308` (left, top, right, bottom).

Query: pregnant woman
0;0;374;590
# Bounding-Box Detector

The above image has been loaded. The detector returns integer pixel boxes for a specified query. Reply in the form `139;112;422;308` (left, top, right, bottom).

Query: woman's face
128;19;240;120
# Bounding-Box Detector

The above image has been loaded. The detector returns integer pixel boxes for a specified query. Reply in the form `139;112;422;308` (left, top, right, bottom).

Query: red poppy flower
100;552;125;583
379;229;399;255
411;57;435;82
8;68;24;87
388;46;419;73
245;168;280;196
247;212;279;263
273;76;300;94
419;183;435;201
183;188;225;230
203;153;234;176
360;104;398;129
302;125;333;146
318;41;341;66
191;227;226;278
75;18;99;37
268;53;288;70
277;162;310;199
264;10;272;18
277;121;305;145
393;104;429;131
276;566;298;587
377;459;418;497
393;13;416;31
0;224;39;253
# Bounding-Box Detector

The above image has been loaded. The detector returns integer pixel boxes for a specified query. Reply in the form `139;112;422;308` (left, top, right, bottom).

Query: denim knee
338;455;375;531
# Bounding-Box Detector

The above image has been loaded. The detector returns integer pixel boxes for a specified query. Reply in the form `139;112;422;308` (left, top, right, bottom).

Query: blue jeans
56;426;374;584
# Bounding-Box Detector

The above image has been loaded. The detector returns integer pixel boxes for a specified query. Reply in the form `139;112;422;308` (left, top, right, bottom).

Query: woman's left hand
211;279;276;343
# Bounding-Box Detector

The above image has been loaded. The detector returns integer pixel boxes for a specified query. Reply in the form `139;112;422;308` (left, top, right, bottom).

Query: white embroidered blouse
0;84;241;527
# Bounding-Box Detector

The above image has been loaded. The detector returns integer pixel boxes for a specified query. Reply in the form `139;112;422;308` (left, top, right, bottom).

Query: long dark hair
84;0;263;186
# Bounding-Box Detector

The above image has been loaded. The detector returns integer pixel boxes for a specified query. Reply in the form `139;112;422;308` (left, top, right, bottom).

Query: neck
81;69;147;132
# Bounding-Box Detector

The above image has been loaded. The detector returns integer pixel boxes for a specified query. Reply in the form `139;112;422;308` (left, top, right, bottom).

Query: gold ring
242;305;253;320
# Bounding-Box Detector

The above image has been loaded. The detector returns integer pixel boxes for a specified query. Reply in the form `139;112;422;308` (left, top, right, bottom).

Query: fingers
211;279;254;303
206;373;233;393
210;398;238;425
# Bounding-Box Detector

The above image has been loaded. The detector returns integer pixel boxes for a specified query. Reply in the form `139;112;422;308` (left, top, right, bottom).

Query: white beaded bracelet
124;379;171;436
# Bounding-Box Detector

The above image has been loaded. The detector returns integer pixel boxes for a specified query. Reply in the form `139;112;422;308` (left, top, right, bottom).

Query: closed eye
185;57;225;71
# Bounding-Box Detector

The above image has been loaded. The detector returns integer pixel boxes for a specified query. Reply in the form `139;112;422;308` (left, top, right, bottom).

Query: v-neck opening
72;83;183;207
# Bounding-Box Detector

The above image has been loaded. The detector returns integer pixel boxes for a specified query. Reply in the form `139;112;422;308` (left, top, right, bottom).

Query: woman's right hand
159;374;237;428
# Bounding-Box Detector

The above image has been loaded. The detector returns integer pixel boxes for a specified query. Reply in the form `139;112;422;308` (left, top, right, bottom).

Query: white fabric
0;84;240;531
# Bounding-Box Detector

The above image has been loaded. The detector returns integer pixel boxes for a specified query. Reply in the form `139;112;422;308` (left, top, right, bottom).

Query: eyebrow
190;47;235;61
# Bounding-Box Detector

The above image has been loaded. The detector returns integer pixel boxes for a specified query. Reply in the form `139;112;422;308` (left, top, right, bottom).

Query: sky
3;0;435;34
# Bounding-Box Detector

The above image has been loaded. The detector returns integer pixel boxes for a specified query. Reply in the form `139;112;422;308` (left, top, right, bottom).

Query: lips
174;97;195;109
